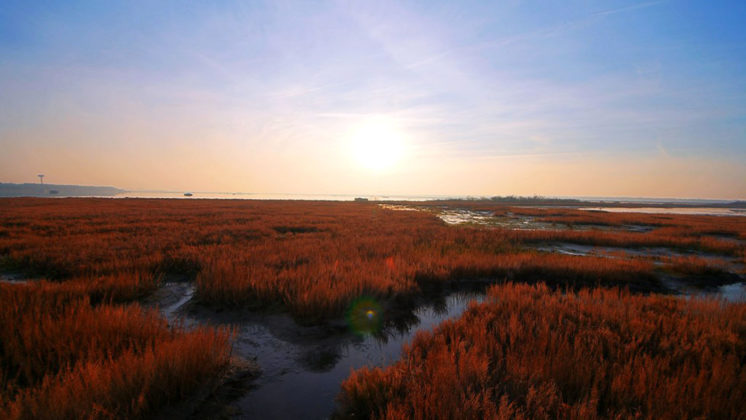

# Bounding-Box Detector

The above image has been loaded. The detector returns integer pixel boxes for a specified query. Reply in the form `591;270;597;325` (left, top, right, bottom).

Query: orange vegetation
0;274;231;419
415;201;746;253
493;206;746;240
0;198;676;321
337;283;746;419
661;255;735;277
0;198;743;417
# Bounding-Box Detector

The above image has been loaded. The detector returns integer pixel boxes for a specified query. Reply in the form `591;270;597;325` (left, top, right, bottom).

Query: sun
348;117;407;172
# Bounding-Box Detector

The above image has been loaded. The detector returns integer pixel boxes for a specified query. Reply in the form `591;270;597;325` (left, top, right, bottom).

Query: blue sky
1;1;744;198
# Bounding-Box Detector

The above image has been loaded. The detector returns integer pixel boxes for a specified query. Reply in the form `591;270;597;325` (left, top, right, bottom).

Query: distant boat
184;193;193;197
48;190;59;195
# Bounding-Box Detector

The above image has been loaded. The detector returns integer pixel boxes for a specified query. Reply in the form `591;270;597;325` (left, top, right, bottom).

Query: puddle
436;209;494;225
181;291;484;419
535;243;598;257
715;283;746;302
535;242;744;275
620;224;654;233
435;209;563;230
0;271;28;284
661;276;746;303
534;242;682;258
536;242;734;260
432;208;659;233
142;281;195;322
378;204;420;212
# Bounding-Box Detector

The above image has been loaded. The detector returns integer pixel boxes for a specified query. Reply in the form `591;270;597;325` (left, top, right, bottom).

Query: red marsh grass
0;281;232;419
337;283;746;420
0;198;686;320
0;198;743;418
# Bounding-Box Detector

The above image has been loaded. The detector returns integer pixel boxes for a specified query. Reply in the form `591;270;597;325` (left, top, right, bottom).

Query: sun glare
348;117;407;172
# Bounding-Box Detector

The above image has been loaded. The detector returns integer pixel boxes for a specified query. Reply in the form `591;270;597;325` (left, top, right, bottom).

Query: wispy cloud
0;0;743;197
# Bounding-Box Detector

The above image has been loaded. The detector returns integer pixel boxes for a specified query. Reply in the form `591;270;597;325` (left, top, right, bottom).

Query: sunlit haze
1;1;745;198
347;116;408;172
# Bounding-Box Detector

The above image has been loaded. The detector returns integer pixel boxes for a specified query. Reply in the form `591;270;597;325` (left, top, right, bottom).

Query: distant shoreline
1;184;743;208
0;183;124;198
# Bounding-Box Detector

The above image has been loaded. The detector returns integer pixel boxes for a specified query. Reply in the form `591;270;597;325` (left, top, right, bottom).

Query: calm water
579;207;746;216
660;279;746;303
113;191;449;201
231;292;484;419
161;291;485;419
715;283;746;302
153;276;745;419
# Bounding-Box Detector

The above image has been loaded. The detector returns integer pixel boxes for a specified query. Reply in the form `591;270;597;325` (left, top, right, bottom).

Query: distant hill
0;183;125;197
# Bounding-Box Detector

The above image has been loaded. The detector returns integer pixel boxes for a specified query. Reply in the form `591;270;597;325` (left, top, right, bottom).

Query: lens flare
347;297;383;335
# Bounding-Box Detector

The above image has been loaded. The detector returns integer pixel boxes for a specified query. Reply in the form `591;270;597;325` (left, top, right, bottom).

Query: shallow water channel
147;266;743;419
157;288;485;419
660;278;746;303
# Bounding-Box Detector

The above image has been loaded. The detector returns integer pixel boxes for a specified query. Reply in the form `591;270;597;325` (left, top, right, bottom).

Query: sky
1;0;745;199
